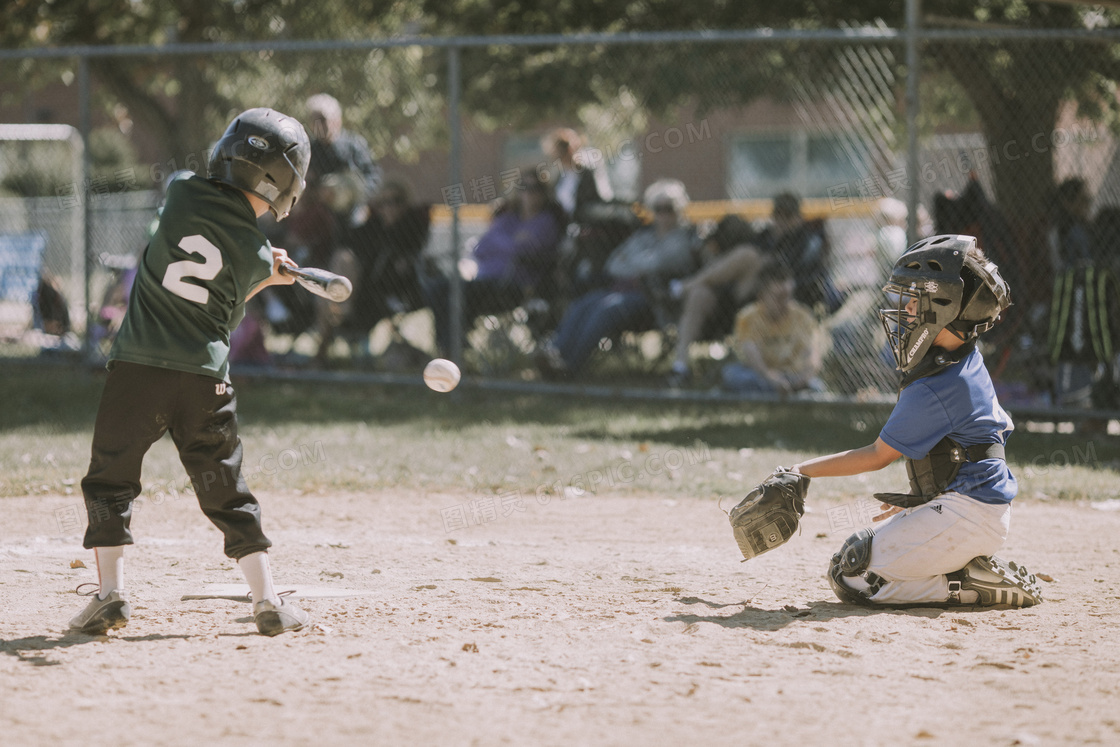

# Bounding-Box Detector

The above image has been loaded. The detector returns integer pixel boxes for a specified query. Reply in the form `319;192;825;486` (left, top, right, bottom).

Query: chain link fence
3;27;1120;412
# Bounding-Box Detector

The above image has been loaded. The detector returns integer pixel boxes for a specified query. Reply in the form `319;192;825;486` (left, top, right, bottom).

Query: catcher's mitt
728;468;810;560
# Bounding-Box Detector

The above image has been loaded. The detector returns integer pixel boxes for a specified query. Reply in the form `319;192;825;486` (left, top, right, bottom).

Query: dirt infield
1;489;1118;746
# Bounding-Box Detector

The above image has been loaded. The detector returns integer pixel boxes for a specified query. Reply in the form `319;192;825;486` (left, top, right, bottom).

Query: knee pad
836;527;875;577
827;555;874;606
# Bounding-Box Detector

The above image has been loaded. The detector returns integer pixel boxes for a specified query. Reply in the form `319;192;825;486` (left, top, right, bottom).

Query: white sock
95;545;125;599
238;552;280;607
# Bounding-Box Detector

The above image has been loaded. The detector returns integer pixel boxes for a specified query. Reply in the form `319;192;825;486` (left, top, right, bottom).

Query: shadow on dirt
665;596;948;631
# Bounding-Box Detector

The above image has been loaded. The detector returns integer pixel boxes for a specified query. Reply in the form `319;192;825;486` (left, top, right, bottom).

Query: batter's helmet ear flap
208;108;311;220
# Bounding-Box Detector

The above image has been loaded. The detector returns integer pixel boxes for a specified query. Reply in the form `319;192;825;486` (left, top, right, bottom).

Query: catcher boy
71;108;312;636
789;235;1041;607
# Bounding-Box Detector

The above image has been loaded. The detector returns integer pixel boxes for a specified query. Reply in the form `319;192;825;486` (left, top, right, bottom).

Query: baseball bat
280;264;353;302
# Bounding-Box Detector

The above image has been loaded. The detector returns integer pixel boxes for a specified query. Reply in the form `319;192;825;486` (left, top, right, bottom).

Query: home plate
181;583;375;602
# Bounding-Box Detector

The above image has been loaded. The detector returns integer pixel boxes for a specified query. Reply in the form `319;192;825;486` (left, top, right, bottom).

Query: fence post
905;0;921;244
78;54;93;361
448;44;464;368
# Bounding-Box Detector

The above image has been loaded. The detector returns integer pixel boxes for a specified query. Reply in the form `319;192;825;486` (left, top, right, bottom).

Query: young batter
71;108;313;636
792;235;1042;607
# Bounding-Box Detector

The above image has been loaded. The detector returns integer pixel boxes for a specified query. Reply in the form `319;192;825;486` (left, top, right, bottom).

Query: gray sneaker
948;555;1043;607
69;589;131;634
253;596;309;636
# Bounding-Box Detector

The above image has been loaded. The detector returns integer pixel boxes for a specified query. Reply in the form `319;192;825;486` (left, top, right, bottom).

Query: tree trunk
977;93;1059;301
940;44;1063;302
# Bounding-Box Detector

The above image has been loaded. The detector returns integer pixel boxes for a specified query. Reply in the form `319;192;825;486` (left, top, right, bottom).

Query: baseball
423;358;461;393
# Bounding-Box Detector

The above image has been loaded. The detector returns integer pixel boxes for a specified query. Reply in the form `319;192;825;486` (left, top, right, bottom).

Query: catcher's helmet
208;108;310;220
879;234;1011;371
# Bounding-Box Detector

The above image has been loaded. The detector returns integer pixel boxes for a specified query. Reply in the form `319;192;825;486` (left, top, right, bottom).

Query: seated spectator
666;192;841;385
721;263;825;395
424;172;565;356
338;179;432;358
537;178;697;377
665;214;766;385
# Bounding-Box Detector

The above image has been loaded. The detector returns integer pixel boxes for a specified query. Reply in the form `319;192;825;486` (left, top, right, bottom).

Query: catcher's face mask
879;283;940;371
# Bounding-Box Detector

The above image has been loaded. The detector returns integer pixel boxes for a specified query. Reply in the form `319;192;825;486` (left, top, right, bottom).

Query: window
727;131;864;199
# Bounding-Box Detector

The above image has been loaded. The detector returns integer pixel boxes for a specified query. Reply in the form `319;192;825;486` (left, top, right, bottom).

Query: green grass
2;361;1118;503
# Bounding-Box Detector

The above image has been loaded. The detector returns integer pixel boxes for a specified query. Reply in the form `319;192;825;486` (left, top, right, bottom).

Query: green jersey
111;175;273;383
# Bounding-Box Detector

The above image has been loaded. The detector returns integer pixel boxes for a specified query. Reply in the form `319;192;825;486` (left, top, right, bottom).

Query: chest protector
874;437;1006;508
875;341;1005;508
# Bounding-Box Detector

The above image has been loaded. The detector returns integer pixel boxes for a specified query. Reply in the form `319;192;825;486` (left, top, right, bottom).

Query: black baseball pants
81;361;272;559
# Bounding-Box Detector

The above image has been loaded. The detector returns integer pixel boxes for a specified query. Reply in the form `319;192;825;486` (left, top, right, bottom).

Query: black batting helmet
208;108;311;220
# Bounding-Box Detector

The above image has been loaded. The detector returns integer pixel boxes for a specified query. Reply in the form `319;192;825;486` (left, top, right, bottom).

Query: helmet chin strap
946;324;971;342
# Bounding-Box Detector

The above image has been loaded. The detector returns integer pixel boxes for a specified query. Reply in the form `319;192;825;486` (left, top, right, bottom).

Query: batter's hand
247;247;298;301
873;503;904;522
271;247;297;286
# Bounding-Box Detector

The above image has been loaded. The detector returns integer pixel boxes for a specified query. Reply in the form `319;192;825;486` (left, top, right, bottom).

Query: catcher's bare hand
873;503;904;522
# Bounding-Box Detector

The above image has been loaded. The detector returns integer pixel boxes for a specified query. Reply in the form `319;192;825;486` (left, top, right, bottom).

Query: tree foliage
1;0;438;184
4;0;1120;234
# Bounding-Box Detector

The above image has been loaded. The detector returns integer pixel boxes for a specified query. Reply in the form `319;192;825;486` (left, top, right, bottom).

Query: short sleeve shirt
879;347;1017;504
733;301;819;372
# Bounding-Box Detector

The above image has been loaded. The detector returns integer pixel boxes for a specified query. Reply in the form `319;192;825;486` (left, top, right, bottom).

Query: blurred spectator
933;177;1036;398
254;176;343;343
306;93;382;227
933;178;1024;306
92;170;190;356
537;179;697;377
664;192;838;386
872;197;910;272
815;197;916;395
424;172;565;356
229;297;271;367
34;273;71;337
721;263;825;395
665;214;764;386
337;178;432;360
299;93;384;364
542;127;613;222
90;253;138;358
770;192;842;315
284;177;341;270
1048;177;1094;271
1090;206;1120;410
1047;176;1109;409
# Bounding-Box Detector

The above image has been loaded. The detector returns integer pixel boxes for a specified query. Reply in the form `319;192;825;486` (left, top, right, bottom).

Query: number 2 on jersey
161;235;223;304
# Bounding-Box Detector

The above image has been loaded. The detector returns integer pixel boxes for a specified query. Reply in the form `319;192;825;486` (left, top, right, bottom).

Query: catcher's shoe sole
950;555;1043;608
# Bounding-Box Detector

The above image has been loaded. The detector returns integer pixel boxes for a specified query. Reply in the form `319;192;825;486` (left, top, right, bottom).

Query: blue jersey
879;347;1016;504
